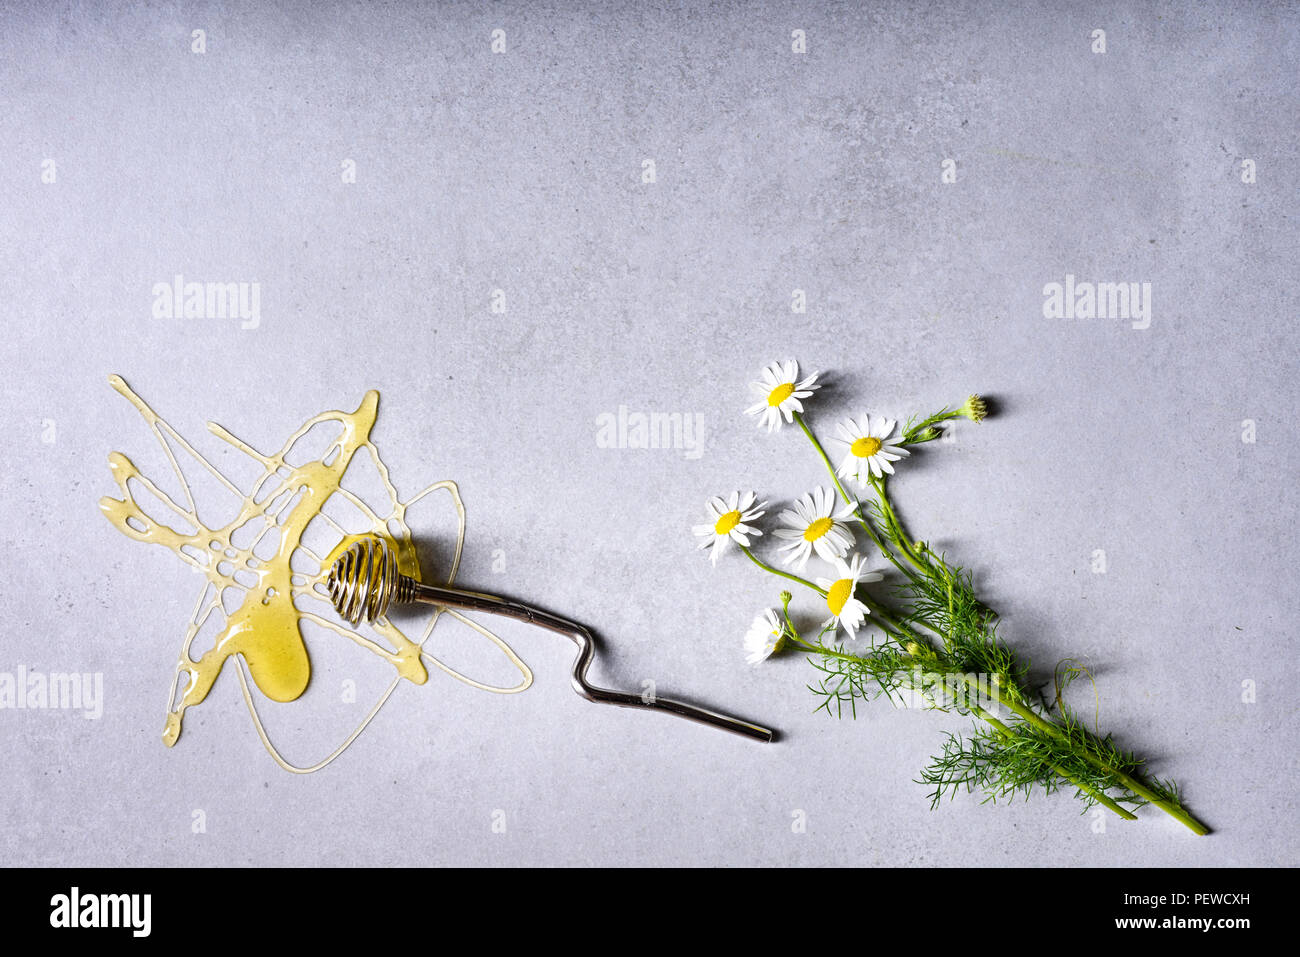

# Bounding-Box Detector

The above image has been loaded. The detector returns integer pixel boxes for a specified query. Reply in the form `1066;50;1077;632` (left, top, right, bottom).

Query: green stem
901;408;963;445
819;620;1206;831
970;702;1138;821
790;638;856;661
869;475;928;572
998;695;1210;835
741;547;825;596
860;597;932;647
798;640;1139;822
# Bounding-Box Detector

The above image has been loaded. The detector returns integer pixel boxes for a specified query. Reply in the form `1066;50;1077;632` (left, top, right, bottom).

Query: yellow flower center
826;578;853;616
767;383;795;407
803;517;833;542
714;510;742;535
851;436;882;458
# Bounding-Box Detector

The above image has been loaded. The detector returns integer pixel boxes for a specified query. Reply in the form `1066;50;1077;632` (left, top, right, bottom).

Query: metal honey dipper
327;536;774;742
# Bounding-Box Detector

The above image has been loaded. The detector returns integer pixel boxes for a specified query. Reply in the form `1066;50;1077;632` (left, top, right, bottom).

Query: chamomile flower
772;487;857;570
815;554;882;640
743;608;787;664
834;414;910;485
744;360;820;432
692;491;767;566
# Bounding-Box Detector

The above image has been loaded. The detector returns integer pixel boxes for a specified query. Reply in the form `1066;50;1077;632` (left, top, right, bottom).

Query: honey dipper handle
405;580;775;742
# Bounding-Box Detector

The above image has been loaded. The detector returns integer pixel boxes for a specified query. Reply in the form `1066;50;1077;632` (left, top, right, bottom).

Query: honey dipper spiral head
328;536;402;625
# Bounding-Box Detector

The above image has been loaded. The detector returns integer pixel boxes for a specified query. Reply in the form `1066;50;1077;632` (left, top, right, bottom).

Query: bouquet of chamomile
693;360;1208;834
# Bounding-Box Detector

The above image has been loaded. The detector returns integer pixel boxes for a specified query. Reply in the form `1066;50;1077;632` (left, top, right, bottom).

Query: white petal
824;529;852;552
812;538;840;562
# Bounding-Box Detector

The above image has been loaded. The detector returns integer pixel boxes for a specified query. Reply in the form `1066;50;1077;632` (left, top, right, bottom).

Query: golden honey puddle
99;374;532;772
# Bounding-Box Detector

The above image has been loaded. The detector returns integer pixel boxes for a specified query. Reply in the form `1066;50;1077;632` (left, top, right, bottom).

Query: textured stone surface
1;1;1296;866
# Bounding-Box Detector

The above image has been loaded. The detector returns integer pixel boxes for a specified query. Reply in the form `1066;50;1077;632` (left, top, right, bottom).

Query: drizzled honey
99;375;531;771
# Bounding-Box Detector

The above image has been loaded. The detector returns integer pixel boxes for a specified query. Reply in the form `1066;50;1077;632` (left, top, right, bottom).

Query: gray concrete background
2;0;1297;866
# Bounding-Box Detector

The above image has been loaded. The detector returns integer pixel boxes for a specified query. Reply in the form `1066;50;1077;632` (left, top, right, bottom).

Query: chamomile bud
961;394;988;423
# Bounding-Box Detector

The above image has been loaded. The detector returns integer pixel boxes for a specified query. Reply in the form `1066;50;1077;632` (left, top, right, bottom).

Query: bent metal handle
327;536;774;743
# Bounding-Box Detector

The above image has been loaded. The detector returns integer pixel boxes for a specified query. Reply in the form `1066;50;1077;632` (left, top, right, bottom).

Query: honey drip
99;375;532;772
